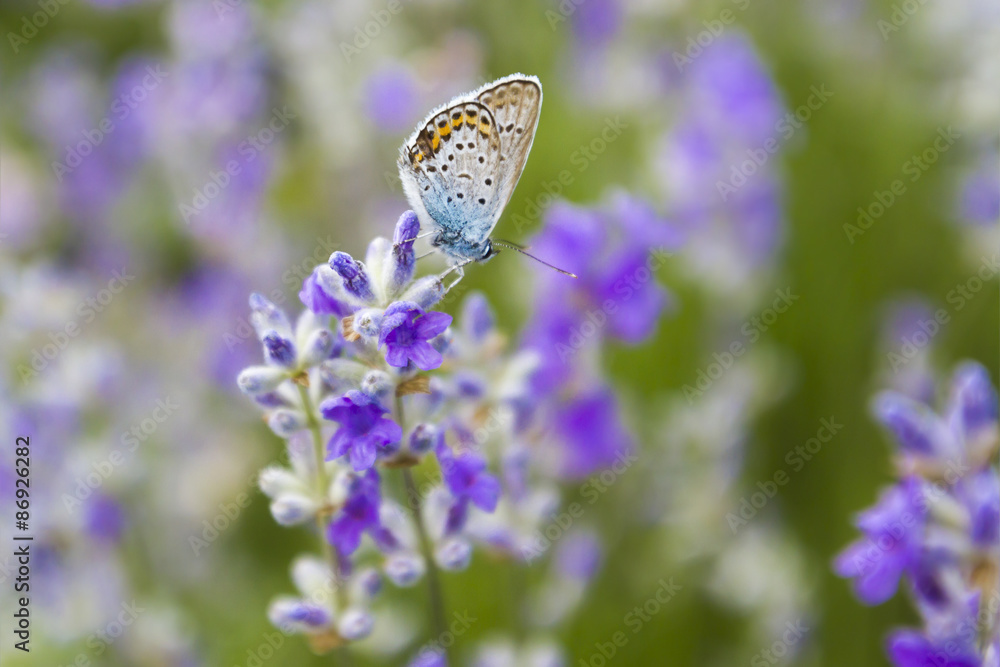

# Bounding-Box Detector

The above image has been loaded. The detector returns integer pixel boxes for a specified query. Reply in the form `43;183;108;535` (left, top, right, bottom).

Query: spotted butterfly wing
398;100;503;258
474;75;543;213
397;74;542;262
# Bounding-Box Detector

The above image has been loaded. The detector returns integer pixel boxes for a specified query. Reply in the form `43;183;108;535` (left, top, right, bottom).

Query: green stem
402;466;449;645
395;393;449;647
297;382;347;607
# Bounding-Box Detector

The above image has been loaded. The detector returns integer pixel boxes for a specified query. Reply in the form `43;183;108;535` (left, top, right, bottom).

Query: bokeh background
1;0;997;665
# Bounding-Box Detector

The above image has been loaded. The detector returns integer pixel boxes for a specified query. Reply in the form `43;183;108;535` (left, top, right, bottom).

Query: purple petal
385;344;410;368
469;474;501;512
414;311;452;339
327;429;353;460
369;418;403;446
408;341;443;371
349;437;377;471
379;310;414;348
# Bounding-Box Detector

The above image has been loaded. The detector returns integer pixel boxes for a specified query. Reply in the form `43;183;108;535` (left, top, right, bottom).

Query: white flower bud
337;607;374;640
258;466;305;498
269;493;319;526
384;551;425;587
237;366;288;395
299;329;335;367
267;409;307;437
435;537;472;571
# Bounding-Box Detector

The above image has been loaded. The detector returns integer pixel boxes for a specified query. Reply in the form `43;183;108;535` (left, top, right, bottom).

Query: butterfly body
398;74;543;266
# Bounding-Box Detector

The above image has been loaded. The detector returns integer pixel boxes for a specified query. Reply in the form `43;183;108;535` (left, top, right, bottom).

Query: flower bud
353;308;383;339
299;329;335;367
873;392;953;458
950;362;998;439
250;293;290;337
462;292;495;342
351;567;383;601
300;266;351;316
267;409;307;437
435;536;472;571
258;466;304;498
270;493;319;526
263;331;296;367
237;366;288;395
401;275;444;309
384;551;425;587
254;392;286;408
330;252;375;304
268;598;332;633
389;211;420;295
292;555;335;596
361;370;393;400
454;371;485;399
337;607;374;640
408;423;440;455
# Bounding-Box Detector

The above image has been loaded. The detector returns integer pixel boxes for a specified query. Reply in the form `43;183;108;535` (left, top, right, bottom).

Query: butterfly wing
398;100;504;258
475;74;543;215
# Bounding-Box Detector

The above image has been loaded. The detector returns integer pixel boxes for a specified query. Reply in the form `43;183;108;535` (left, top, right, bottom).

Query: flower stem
402;466;449;645
297;382;347;607
395;392;449;647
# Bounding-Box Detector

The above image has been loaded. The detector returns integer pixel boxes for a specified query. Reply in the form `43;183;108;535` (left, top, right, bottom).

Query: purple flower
657;34;787;269
327;469;382;556
552;389;632;479
300;267;351;317
834;478;926;605
378;302;452;371
594;246;670;343
435;439;500;533
321;391;402;471
684;33;784;149
529;200;675;338
887;628;982;667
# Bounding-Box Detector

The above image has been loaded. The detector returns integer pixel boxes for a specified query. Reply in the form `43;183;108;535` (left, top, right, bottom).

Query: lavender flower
657;32;786;289
379;302;452;371
835;361;1000;666
321;391;402;471
436;438;501;532
833;478;927;605
328;469;384;556
551;390;632;479
234;201;657;659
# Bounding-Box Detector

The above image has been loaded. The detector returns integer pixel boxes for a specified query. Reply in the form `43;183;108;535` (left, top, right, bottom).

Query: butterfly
397;73;575;285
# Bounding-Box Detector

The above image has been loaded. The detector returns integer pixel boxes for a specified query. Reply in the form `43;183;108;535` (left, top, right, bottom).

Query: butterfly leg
439;259;473;293
393;231;435;249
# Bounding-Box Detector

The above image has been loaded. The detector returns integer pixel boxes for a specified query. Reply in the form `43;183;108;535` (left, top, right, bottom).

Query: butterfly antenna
492;240;577;278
